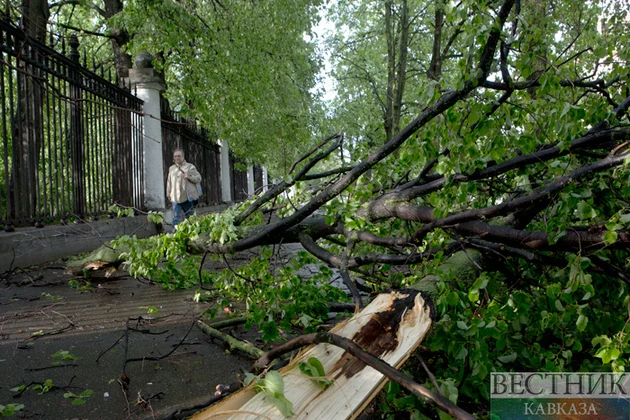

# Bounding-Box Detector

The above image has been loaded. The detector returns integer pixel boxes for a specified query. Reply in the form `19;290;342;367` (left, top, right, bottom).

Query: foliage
108;205;135;218
51;350;81;365
32;379;54;395
0;403;24;417
113;210;349;342
45;0;329;173
63;389;94;406
68;279;93;291
41;292;62;301
140;306;160;314
147;211;165;225
244;370;294;417
299;357;333;389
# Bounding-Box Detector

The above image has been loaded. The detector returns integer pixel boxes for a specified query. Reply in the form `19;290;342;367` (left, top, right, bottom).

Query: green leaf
306;357;325;377
264;392;294;417
455;347;468;359
554;299;565;312
497;353;517;364
548;230;567;245
263;371;284;396
79;389;94;398
299;357;332;389
596;347;620;364
243;373;259;387
576;314;588;332
603;230;618;245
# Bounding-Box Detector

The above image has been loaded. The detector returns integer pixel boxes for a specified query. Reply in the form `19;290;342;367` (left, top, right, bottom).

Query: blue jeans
172;200;194;227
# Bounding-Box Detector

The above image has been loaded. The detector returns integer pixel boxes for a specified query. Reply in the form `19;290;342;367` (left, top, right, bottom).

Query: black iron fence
254;164;264;193
160;105;222;206
0;20;144;229
230;154;248;202
0;18;264;232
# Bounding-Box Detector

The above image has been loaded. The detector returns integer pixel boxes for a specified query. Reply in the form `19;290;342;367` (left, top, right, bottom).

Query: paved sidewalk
0;264;250;419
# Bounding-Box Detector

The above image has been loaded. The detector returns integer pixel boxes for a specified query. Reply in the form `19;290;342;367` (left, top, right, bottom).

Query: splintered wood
192;290;433;419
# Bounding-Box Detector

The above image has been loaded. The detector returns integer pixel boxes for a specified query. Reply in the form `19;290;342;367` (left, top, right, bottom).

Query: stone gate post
218;140;232;203
129;52;165;210
247;165;255;196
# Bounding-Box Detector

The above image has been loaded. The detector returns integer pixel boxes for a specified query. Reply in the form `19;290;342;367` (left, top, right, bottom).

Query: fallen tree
107;0;630;417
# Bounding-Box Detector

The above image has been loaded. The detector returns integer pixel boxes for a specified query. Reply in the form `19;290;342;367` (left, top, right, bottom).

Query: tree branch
411;149;630;243
253;332;475;420
208;0;515;254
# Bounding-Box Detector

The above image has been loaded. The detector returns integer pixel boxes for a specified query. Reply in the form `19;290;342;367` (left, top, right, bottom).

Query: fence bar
0;20;144;228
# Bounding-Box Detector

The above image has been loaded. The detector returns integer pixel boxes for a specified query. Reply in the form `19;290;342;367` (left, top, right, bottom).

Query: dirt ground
0;261;253;420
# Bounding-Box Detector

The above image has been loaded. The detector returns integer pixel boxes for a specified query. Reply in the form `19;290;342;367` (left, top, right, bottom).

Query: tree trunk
192;291;434;420
103;0;132;85
384;0;409;143
21;0;48;40
427;3;444;81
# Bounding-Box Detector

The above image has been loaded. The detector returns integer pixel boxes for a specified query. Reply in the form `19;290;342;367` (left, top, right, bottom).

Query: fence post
68;34;86;218
219;140;232;203
129;52;165;210
246;165;255;197
262;167;269;192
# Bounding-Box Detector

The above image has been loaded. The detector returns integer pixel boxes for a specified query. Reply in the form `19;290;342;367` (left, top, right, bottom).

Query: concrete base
0;216;159;273
0;204;231;273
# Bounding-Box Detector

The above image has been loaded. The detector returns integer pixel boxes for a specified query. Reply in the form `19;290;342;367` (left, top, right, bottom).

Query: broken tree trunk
191;289;433;419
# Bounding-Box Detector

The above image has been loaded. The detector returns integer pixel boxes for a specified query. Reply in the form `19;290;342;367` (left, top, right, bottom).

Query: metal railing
0;20;144;229
254;164;264;192
230;154;248;202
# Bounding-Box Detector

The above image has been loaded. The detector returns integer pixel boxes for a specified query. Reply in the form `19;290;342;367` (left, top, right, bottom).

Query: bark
523;0;549;97
103;0;132;83
427;2;444;81
384;0;409;142
21;0;49;40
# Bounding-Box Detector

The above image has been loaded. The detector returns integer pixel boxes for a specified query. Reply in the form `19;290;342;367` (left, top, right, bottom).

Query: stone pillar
218;139;232;203
129;52;165;210
247;165;255;196
262;167;269;192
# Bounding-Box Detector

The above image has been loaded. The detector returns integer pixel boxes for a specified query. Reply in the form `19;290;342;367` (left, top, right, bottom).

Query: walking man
166;149;202;228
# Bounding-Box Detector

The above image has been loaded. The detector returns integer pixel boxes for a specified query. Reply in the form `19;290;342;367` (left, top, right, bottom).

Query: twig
196;320;264;359
123;319;198;370
254;332;475;420
18;323;74;348
25;363;79;371
288;132;341;174
416;354;444;396
198;250;213;291
96;331;127;364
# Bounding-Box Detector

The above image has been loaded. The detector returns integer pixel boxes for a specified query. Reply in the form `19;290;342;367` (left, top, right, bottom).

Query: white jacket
166;161;202;203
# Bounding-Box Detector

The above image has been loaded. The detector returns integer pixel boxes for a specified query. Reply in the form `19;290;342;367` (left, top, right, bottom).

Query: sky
311;7;337;103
